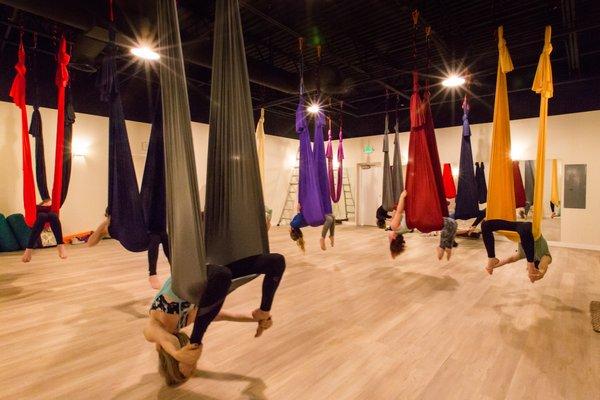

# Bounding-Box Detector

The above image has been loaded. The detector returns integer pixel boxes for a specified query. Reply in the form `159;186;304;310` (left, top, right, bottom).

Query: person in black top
376;205;392;229
22;198;67;262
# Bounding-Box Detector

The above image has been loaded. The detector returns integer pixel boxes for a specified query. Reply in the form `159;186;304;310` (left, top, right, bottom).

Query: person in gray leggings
320;213;335;251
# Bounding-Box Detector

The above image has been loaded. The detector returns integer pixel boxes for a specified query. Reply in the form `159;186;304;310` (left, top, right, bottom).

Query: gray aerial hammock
392;95;405;200
381;93;395;211
157;0;266;303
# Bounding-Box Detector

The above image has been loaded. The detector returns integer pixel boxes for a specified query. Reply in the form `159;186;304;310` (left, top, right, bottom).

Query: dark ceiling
0;0;599;138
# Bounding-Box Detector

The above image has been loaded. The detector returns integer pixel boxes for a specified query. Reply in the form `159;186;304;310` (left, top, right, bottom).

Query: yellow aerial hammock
551;159;560;207
486;26;553;242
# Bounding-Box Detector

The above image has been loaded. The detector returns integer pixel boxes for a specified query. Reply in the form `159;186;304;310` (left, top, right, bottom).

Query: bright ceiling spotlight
442;75;466;88
131;46;160;61
307;103;321;114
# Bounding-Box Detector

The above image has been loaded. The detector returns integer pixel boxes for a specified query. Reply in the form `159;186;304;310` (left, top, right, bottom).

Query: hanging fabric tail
50;36;69;214
297;97;325;226
476;162;488;204
405;71;444;233
255;108;266;192
140;97;166;233
423;88;449;217
513;161;526;208
486;26;518;240
325;118;342;203
205;0;269;266
524;160;535;207
531;26;553;239
392;115;404;200
99;28;148;252
313;111;333;215
551;159;559;207
382;112;395;211
454;98;480;219
442;163;456;199
60;86;75;206
157;0;206;303
10;39;36;226
335;123;344;202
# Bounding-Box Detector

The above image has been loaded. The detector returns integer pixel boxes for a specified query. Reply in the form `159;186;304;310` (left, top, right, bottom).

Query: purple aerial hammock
326;104;344;203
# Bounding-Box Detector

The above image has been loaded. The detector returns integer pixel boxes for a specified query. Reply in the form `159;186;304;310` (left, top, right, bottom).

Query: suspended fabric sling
485;26;519;241
297;97;325;226
99;29;148;253
381;113;395;211
442;163;456;199
392;116;404;200
454;98;480;219
255;108;266;191
524;160;535;206
9;39;36;227
326;119;344;203
476;162;488;204
313;111;333;216
531;26;554;239
50;36;70;214
205;0;269;267
405;71;444;233
157;0;206;302
60;87;75;206
513;161;526;208
551;159;560;207
140;99;166;233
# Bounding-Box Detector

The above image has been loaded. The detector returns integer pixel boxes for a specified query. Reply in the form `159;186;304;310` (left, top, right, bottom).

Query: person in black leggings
481;219;552;282
145;253;286;384
22;199;67;263
147;230;170;289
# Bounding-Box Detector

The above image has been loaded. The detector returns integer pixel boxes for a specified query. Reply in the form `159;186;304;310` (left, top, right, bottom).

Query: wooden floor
1;225;599;400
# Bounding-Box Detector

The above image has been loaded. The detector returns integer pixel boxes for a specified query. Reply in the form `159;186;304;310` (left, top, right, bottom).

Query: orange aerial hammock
486;26;553;241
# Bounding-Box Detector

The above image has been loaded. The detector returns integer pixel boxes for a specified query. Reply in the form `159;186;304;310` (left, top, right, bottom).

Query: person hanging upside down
143;253;286;385
22;198;67;262
481;219;551;282
289;204;335;251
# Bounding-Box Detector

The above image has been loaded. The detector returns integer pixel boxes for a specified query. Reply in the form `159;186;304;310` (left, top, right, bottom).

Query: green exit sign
363;144;375;154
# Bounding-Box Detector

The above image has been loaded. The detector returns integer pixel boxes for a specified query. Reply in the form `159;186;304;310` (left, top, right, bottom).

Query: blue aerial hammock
453;96;480;219
476;162;488;204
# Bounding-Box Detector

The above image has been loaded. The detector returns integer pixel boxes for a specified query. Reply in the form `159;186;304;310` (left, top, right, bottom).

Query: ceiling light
442;75;466;88
131;46;160;61
307;103;321;114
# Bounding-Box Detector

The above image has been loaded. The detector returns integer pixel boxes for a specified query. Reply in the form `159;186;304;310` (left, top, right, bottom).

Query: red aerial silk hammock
512;160;526;208
326;116;344;203
51;36;70;214
9;39;36;227
405;71;445;233
442;163;457;199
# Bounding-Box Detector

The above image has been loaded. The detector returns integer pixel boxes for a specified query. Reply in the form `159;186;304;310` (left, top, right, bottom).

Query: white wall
341;110;600;247
0;101;297;234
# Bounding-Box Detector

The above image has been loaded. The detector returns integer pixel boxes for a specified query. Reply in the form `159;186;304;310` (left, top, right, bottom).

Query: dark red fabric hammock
442;163;456;199
9;39;36;226
512;160;526;208
326;117;344;203
405;71;445;233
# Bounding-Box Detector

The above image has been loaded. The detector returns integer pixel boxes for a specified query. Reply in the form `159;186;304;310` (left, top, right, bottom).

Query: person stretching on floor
87;208;168;289
389;190;468;260
143;253;286;385
481;219;551;282
22;198;67;262
289;204;335;251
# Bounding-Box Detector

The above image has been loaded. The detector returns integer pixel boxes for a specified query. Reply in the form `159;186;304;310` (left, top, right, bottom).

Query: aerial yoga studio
1;1;600;398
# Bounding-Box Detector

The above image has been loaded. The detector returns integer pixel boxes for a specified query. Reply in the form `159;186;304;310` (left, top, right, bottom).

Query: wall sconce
72;138;90;157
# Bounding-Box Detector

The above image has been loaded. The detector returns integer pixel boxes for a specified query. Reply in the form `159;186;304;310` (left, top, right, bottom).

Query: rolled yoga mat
0;213;21;252
6;213;32;250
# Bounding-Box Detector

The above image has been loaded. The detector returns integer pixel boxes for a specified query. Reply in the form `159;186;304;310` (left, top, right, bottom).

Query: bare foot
22;248;33;263
329;235;334;247
148;275;161;290
486;258;500;275
57;244;67;259
436;246;444;260
445;248;452;261
319;237;326;251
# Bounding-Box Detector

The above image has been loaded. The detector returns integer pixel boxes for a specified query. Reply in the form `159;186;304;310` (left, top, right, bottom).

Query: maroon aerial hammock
513;161;526;208
442;163;456;199
404;71;445;233
9;38;36;227
326;113;344;203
